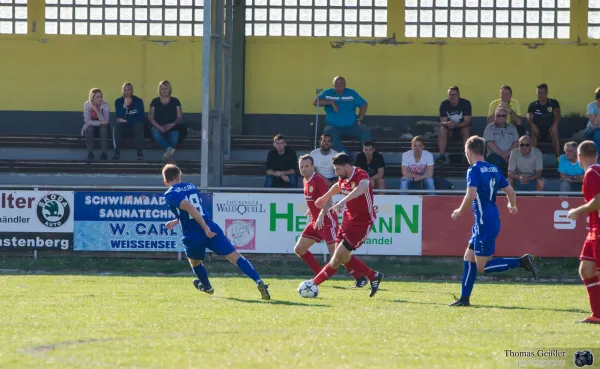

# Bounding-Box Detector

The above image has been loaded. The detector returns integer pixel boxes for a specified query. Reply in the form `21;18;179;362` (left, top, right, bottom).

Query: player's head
298;154;315;178
577;140;598;169
464;135;486;165
162;164;182;186
412;136;425;155
362;141;375;158
332;153;353;179
320;134;333;151
273;133;286;153
564;141;578;161
500;85;512;102
448;86;460;104
518;135;532;155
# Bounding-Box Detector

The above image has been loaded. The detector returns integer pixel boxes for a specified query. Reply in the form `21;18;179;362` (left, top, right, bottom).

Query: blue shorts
183;222;236;261
468;222;500;257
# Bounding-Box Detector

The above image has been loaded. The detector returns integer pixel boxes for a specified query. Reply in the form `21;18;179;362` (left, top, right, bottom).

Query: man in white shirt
401;136;435;194
309;134;338;186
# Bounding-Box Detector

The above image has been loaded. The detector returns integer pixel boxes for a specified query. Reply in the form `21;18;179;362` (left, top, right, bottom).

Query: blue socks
461;261;477;300
483;258;520;273
192;263;211;288
236;256;262;284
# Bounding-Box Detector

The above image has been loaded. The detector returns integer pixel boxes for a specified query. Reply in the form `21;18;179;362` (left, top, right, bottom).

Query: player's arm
338;179;369;205
501;185;518;211
451;187;477;219
315;183;341;206
179;199;215;237
568;193;600;219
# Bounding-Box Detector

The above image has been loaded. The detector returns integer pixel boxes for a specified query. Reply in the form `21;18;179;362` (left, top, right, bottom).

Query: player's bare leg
225;251;270;300
188;258;214;295
326;242;367;288
578;260;600;324
294;237;322;275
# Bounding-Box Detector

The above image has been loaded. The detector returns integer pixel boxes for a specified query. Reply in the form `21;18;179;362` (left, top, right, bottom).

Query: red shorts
580;237;600;270
337;222;372;250
301;223;337;244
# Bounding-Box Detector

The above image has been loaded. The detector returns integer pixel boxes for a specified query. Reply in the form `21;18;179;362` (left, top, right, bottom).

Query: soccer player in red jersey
567;140;600;324
312;153;384;297
294;154;368;288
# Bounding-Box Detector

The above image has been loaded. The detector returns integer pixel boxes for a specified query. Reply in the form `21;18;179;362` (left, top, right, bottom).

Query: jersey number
489;178;496;201
186;193;204;218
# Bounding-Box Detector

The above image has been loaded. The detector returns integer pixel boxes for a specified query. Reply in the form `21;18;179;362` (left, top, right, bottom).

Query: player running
161;164;270;300
449;136;538;307
566;141;600;324
311;153;384;297
294;154;368;288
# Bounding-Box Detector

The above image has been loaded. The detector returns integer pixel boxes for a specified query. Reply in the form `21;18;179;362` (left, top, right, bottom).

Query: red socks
583;276;600;318
314;264;338;285
300;251;322;275
345;256;376;281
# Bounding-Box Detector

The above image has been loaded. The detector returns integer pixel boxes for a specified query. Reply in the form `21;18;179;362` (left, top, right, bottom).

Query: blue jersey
164;182;210;241
466;161;509;227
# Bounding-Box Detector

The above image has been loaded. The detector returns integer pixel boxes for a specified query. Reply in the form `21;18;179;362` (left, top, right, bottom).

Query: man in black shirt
527;83;561;159
436;86;472;164
265;134;298;188
354;141;385;189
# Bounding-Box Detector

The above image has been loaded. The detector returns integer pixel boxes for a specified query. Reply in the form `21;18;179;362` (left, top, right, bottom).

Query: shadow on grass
392;299;588;314
217;296;331;307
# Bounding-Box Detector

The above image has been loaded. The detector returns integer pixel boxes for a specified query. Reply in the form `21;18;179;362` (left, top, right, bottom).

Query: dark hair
298;154;314;165
162;164;181;182
537;83;548;91
412;136;425;145
466;136;486;156
362;140;375;148
578;140;598;158
332;153;352;166
500;85;512;94
320;134;333;141
273;134;285;142
448;86;460;94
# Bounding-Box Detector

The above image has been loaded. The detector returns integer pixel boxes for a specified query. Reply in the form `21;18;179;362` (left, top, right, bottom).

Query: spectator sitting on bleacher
584;87;600;151
113;82;145;161
82;88;110;161
487;85;525;136
507;135;545;191
401;136;435;194
149;80;183;161
527;83;561;160
310;134;338;186
265;134;298;188
314;76;371;157
558;141;584;192
436;86;472;165
484;106;519;173
355;141;385;189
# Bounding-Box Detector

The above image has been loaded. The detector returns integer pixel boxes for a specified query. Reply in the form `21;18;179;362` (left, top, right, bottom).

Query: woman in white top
82;88;110;160
401;136;435;195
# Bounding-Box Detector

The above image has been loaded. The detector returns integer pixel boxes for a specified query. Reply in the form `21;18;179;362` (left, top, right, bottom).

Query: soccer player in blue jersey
162;164;270;300
449;136;538;307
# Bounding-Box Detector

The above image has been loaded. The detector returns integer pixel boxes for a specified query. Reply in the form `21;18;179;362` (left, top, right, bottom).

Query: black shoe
193;279;214;294
353;276;368;288
87;152;94;161
100;152;108;160
449;298;471;307
435;155;449;165
519;254;538;280
137;152;144;161
112;153;120;160
369;272;384;297
257;280;271;300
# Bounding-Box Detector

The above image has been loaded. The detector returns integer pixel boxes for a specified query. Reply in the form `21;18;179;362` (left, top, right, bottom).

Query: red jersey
304;173;336;227
338;167;376;225
583;164;600;233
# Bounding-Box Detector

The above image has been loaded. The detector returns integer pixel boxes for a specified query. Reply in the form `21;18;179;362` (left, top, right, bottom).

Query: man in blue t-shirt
162;164;270;300
449;136;538;307
558;141;585;192
314;76;371;156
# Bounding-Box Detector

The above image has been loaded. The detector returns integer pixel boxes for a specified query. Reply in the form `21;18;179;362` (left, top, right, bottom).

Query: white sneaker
163;147;176;160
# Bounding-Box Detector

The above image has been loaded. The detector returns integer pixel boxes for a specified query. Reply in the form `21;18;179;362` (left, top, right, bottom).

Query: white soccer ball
297;280;319;298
